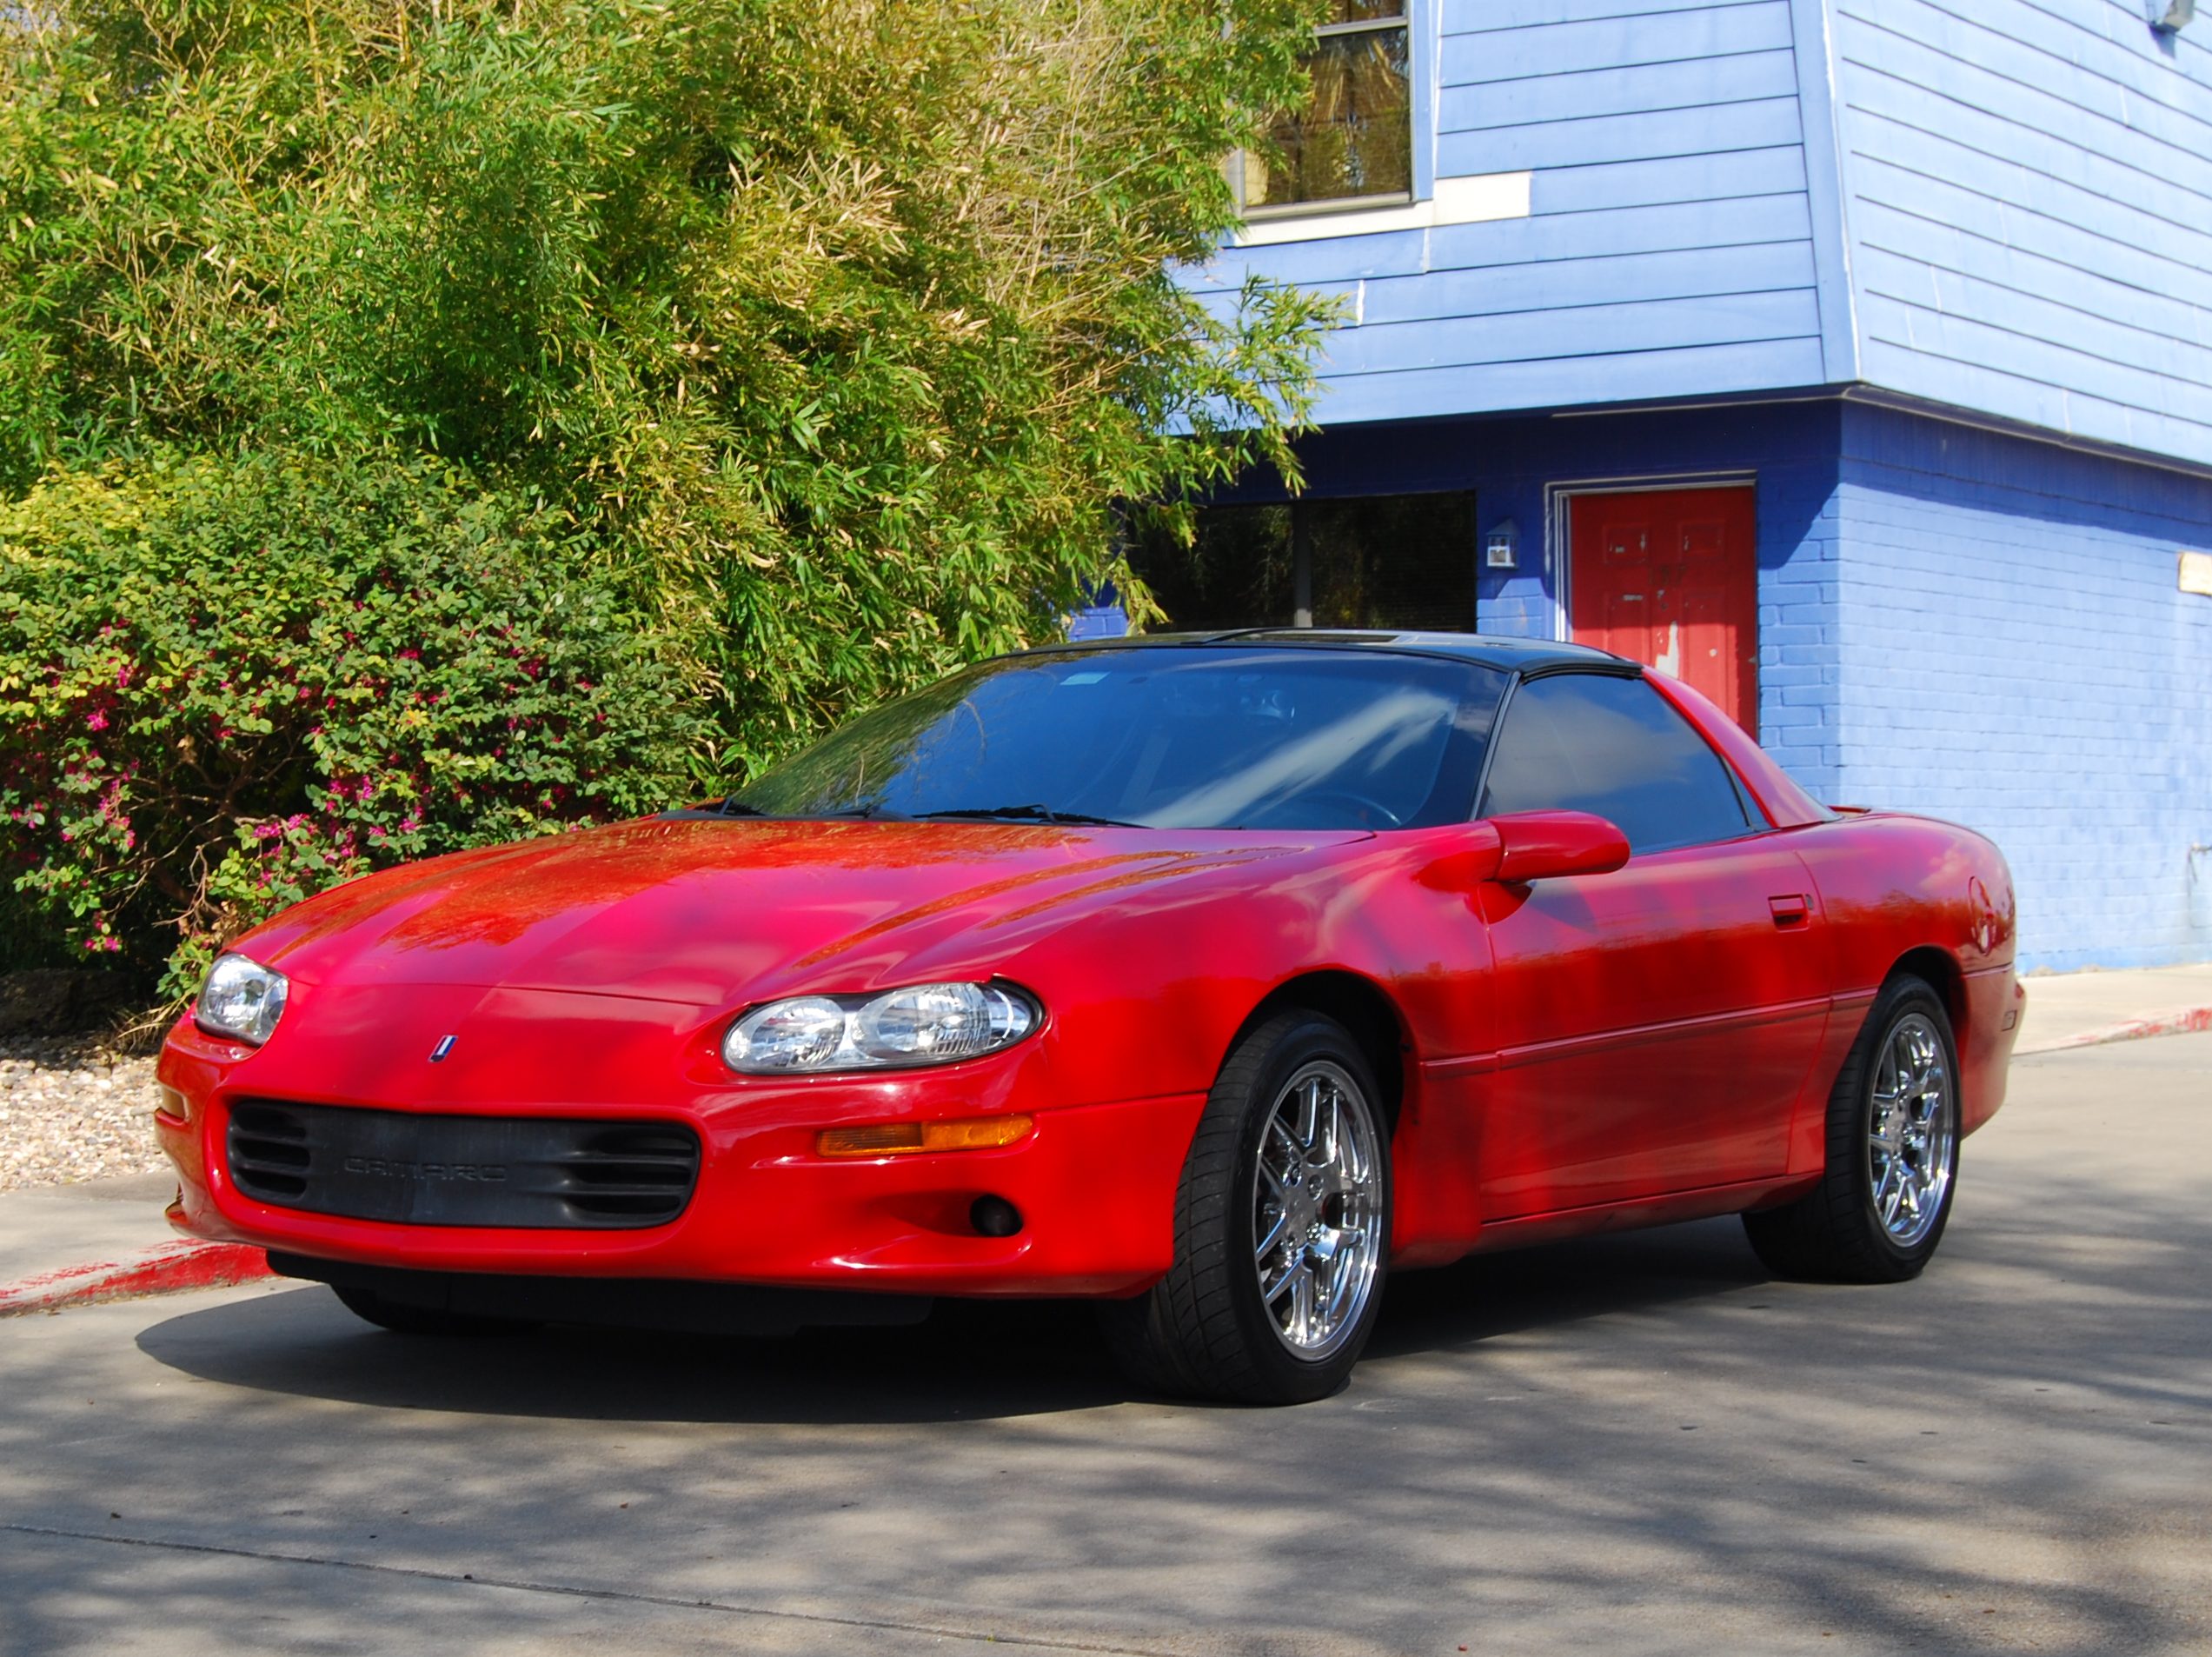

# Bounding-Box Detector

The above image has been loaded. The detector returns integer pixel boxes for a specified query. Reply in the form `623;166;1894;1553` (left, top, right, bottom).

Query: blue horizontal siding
1857;243;2212;390
1854;294;2208;418
1857;316;2212;462
1181;0;1832;424
1438;49;1799;133
1454;0;1778;30
1319;289;1820;376
1848;0;2212;178
1440;2;1796;80
1529;145;1809;212
1311;337;1828;423
1439;96;1803;171
1843;110;2212;292
1837;20;2212;231
1849;165;2212;344
1428;192;1815;269
1184;231;1430;292
1832;0;2212;466
1358;241;1817;325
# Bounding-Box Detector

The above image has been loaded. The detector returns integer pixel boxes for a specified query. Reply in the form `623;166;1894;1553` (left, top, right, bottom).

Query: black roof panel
1018;628;1633;676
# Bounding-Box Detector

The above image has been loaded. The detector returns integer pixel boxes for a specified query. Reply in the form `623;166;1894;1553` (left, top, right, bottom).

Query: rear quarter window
1479;671;1753;854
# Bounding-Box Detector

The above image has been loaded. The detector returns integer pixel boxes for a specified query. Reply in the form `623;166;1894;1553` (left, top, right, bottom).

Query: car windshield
730;648;1511;832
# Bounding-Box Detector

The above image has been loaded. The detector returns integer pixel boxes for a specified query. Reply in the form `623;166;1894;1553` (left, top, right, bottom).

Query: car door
1471;669;1831;1219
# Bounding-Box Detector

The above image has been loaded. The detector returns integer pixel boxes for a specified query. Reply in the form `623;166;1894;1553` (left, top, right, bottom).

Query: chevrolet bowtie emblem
428;1035;458;1063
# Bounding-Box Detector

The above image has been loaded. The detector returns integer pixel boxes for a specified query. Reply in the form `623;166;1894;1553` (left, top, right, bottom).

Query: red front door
1570;486;1758;732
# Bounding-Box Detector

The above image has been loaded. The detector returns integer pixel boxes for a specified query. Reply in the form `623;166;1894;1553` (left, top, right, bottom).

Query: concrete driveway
3;1035;2206;1657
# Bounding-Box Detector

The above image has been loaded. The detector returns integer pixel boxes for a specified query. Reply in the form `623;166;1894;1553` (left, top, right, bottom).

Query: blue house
1132;0;2212;972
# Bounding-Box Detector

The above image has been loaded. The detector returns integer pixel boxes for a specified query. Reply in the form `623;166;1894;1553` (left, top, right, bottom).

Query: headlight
723;981;1040;1075
196;954;289;1046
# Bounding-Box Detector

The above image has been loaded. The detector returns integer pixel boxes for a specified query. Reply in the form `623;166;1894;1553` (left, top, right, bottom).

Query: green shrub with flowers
0;451;707;999
0;0;1338;1006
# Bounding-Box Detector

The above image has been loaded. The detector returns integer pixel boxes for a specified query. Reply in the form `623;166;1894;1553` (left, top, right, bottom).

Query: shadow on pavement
133;1216;1769;1425
0;1040;2191;1657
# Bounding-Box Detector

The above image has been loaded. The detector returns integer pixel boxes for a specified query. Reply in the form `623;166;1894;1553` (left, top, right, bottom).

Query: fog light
815;1115;1034;1158
969;1195;1023;1237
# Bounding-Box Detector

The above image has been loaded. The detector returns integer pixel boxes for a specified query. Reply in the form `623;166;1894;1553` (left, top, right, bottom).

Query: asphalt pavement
2;1033;2208;1657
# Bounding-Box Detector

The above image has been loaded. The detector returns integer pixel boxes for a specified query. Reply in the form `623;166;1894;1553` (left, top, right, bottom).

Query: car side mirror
1490;809;1631;882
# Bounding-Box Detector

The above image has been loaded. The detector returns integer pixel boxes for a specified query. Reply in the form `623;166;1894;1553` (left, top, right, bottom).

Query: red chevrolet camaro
157;631;2022;1403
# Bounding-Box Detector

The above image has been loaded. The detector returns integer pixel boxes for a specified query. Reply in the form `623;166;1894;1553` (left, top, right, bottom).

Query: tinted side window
1479;673;1753;853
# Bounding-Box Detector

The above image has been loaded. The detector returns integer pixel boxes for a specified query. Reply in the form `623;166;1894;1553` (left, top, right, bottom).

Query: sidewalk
3;961;2208;1319
0;1172;269;1317
2014;962;2212;1055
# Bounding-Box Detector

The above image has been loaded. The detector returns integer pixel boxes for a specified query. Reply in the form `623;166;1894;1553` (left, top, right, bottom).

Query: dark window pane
1132;505;1294;632
1129;495;1475;633
1305;495;1475;630
1245;27;1412;208
1479;673;1752;854
736;649;1509;832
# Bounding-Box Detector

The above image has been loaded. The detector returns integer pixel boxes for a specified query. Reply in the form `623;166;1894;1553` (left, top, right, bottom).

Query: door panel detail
1570;486;1758;732
1476;842;1832;1219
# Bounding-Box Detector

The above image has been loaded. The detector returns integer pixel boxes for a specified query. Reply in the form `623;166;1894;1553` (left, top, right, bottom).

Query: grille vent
225;1099;701;1230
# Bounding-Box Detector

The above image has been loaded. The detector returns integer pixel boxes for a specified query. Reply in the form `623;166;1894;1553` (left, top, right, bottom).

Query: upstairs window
1235;2;1412;215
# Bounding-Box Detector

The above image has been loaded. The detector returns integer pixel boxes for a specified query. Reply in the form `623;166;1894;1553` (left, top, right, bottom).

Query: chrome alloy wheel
1252;1061;1385;1361
1866;1011;1956;1248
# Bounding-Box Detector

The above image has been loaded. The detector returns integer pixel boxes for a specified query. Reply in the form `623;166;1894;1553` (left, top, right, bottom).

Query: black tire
333;1285;532;1337
1744;974;1962;1283
1100;1011;1392;1405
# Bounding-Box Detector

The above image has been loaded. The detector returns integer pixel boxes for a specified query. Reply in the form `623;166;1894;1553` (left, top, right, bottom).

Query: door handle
1769;895;1810;928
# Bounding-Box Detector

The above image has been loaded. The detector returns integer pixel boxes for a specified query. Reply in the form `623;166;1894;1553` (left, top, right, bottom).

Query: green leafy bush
0;0;1337;776
0;452;707;996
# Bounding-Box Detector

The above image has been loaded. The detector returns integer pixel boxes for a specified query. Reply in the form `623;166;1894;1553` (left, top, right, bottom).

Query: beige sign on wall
2182;550;2212;597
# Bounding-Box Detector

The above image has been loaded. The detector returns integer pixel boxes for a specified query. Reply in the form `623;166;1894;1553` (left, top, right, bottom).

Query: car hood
237;815;1367;1008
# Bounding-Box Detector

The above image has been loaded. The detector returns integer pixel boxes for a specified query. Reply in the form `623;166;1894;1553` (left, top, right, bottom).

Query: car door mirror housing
1491;809;1631;882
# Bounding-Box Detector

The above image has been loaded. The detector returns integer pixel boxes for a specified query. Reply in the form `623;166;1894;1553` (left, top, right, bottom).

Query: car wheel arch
1887;945;1968;1045
1226;971;1410;1132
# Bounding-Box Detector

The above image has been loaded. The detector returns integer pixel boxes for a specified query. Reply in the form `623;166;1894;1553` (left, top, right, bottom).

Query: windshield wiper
711;798;769;817
918;803;1140;828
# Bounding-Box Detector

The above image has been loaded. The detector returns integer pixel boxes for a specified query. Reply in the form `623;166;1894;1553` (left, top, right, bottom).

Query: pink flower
86;710;108;731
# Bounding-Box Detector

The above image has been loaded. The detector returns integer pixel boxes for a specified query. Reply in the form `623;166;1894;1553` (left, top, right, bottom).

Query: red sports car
157;632;2021;1403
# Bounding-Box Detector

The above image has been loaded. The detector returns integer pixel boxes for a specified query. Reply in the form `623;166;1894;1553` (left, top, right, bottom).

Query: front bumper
157;1011;1205;1300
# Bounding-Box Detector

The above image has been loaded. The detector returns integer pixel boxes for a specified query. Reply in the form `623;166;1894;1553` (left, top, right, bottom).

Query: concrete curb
0;1240;270;1318
2018;1004;2212;1056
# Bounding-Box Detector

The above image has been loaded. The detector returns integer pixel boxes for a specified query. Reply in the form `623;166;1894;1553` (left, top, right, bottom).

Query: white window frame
1232;0;1424;222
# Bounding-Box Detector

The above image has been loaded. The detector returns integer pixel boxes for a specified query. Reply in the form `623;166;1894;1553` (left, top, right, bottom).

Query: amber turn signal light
816;1115;1035;1158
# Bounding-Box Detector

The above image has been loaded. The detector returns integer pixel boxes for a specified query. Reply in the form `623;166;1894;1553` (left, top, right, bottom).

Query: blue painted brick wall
1835;403;2212;970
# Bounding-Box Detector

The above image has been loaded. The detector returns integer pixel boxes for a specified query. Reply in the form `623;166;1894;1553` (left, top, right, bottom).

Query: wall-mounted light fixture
1485;519;1519;569
2149;0;2194;31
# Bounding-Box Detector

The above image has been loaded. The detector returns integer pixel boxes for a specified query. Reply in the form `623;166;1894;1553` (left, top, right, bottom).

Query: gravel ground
0;1037;168;1193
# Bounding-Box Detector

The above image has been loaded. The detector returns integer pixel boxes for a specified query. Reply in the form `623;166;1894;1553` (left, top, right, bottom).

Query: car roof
1017;628;1636;677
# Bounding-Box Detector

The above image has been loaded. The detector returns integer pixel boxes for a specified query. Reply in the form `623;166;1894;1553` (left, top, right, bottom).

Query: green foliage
0;0;1336;987
1;0;1338;773
0;451;706;995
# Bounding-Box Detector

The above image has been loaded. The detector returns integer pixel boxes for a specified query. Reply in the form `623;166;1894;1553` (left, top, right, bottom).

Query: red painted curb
0;1241;271;1318
2029;1004;2212;1055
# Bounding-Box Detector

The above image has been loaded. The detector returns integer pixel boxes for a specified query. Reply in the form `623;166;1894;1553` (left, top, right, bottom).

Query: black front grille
227;1100;701;1230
